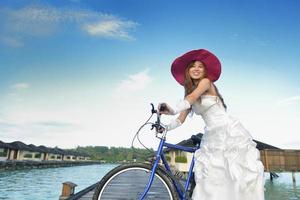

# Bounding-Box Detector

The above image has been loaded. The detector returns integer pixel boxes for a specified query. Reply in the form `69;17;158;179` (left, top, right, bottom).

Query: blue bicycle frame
139;132;200;200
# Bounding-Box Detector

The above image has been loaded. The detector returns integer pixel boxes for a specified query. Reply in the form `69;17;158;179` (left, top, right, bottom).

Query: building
0;141;91;162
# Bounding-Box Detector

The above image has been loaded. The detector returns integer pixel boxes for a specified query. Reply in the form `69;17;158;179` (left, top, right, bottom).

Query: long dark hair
214;84;227;110
184;61;227;110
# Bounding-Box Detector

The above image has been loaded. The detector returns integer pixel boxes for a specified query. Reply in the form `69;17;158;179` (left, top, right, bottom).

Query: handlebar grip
159;103;167;112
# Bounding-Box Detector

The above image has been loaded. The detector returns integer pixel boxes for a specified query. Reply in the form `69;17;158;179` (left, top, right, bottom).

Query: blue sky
0;0;300;149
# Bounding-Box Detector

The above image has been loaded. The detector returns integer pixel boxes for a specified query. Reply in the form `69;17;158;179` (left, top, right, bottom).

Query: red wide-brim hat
171;49;221;85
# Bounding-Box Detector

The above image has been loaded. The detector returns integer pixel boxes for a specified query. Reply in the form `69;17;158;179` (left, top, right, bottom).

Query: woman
159;49;265;200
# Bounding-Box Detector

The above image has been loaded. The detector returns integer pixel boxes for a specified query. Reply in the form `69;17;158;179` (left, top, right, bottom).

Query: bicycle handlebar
150;103;166;134
150;103;157;114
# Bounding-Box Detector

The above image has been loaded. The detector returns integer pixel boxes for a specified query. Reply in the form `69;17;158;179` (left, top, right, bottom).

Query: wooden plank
78;190;94;200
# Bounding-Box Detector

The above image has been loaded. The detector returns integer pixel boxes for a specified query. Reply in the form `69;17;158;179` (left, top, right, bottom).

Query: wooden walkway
68;182;173;200
69;170;175;199
77;190;94;200
67;183;97;200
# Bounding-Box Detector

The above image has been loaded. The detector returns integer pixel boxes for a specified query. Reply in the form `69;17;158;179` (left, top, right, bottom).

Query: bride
159;49;265;200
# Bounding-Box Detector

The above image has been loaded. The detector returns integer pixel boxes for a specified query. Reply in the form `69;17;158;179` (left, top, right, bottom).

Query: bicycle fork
138;139;165;200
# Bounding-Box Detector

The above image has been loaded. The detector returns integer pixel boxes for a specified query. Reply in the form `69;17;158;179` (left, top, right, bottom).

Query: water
0;165;299;200
0;164;118;200
264;173;300;200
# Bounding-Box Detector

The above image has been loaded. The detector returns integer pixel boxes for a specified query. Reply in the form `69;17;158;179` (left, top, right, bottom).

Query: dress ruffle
192;116;265;200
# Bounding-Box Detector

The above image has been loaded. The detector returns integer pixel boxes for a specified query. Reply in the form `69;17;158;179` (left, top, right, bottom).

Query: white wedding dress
191;95;265;200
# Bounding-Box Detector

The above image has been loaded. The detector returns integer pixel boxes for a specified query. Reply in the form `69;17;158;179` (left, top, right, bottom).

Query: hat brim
171;49;221;85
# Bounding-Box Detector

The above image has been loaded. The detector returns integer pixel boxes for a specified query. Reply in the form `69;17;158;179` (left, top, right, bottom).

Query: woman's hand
158;103;176;115
157;125;166;133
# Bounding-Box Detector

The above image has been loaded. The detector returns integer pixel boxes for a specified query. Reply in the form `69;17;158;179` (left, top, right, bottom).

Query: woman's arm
165;109;189;131
185;78;211;105
158;78;211;116
178;109;189;123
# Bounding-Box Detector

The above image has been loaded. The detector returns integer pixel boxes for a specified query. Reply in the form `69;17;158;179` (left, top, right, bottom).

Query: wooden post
292;172;296;183
59;182;77;200
264;150;269;171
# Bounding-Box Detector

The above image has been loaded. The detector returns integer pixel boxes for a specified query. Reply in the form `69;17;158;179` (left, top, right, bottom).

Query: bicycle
93;103;202;200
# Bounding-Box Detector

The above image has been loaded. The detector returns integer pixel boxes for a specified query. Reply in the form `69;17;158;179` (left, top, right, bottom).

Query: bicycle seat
191;135;202;146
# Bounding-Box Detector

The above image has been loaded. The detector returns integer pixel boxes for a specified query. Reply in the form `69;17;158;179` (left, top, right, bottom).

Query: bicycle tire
93;163;179;200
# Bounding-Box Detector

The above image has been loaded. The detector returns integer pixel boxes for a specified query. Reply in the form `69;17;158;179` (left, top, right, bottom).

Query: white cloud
0;119;78;143
277;96;300;106
11;83;30;90
82;17;138;40
6;83;30;102
0;4;138;47
4;5;64;36
113;69;153;96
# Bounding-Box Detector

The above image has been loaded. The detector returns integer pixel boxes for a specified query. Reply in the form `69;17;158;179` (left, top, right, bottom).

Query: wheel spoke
94;165;175;200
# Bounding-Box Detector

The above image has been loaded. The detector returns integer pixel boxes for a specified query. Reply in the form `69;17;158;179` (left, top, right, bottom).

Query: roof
253;139;280;150
64;149;79;156
38;145;53;153
8;141;34;151
0;141;90;157
28;144;46;153
0;140;14;149
49;147;66;155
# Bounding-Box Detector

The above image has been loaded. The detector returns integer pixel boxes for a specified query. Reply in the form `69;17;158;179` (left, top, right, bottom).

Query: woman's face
188;61;206;80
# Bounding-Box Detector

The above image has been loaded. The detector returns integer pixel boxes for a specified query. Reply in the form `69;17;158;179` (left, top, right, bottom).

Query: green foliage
175;156;187;163
24;153;33;158
73;146;153;163
34;153;41;158
165;155;171;162
0;148;8;157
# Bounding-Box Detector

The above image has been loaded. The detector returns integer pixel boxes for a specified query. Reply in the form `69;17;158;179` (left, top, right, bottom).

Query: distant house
63;150;77;161
37;145;53;161
164;133;280;174
8;141;42;161
76;152;90;161
48;148;65;161
0;140;91;162
27;144;46;161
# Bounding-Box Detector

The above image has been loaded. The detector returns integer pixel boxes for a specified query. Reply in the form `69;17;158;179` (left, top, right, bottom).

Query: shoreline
0;160;102;171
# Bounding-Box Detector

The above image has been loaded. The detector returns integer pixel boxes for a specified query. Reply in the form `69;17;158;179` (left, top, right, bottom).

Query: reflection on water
264;172;300;200
0;166;299;200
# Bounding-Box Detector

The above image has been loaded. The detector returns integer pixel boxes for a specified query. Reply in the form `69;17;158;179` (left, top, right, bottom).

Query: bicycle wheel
93;163;179;200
